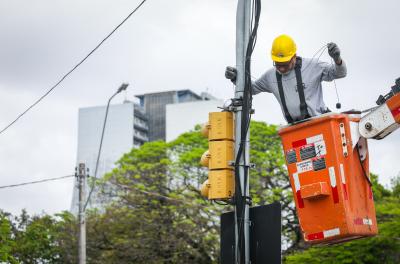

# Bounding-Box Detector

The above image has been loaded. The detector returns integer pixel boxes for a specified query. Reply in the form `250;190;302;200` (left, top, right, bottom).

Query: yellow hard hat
271;34;297;63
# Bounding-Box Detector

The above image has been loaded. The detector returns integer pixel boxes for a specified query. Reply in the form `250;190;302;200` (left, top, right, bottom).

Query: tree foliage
0;210;78;263
0;212;16;263
91;137;219;263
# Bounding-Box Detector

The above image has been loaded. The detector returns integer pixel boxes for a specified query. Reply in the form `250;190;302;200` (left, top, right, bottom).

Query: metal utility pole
234;0;252;263
77;163;87;264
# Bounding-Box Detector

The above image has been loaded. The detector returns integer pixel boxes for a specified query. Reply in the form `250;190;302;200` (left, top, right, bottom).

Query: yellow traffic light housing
200;112;235;200
200;179;210;198
209;141;234;170
209;170;235;199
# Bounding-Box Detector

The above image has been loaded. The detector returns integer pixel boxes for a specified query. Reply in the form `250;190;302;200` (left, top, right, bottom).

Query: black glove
225;66;237;84
327;42;341;64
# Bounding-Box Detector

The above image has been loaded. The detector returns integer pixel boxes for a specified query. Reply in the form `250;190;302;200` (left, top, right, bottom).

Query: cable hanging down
0;0;148;136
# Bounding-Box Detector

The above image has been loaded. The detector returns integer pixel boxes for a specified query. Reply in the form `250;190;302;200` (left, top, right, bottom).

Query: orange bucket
278;113;378;244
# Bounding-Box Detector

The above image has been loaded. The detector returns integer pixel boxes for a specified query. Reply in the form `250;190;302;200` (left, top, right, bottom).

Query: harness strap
276;72;293;123
276;56;311;123
295;57;310;120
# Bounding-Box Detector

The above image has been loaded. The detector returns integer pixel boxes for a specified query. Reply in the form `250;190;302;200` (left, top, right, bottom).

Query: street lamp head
117;83;129;93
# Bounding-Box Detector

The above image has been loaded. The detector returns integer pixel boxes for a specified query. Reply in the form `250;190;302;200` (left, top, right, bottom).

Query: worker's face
274;56;296;75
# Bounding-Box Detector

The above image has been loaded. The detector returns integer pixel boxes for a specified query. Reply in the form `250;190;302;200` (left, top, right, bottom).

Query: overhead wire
0;0;148;136
0;175;74;190
117;184;209;209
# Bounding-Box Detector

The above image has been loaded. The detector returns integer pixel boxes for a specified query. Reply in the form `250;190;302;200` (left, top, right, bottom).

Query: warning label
300;144;316;160
312;157;326;171
286;149;297;164
296;160;313;173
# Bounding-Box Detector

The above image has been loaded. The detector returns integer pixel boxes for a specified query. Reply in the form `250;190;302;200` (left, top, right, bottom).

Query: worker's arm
252;71;273;95
320;42;347;81
225;66;272;95
320;60;347;82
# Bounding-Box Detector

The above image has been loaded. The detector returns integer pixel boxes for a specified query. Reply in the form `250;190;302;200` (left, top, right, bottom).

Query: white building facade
71;102;148;213
71;90;221;213
166;100;223;142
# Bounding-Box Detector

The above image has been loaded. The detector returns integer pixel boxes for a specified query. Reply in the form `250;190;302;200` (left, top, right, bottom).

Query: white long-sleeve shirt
252;57;347;122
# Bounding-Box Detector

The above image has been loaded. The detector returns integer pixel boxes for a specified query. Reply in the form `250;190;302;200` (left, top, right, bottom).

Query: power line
128;185;208;208
0;175;75;190
0;0;148;136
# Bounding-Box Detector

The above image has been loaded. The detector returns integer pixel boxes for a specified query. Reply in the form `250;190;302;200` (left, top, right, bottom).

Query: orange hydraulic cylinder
278;114;378;244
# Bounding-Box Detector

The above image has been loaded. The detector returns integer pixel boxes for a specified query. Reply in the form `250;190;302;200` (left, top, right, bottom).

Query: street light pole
84;83;129;211
77;83;129;264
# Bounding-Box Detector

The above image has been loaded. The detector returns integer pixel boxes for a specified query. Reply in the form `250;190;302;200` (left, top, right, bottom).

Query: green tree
0;212;17;263
0;210;77;264
53;211;78;263
92;140;218;263
12;213;61;263
86;121;295;262
391;175;400;198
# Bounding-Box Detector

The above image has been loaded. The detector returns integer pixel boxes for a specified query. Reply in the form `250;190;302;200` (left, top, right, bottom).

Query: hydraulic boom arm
359;78;400;139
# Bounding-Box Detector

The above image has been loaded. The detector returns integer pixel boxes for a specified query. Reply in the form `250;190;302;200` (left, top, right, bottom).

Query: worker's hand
327;42;342;64
225;66;237;84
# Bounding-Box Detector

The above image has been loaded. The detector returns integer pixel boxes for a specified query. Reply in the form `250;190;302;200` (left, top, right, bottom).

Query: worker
225;34;347;123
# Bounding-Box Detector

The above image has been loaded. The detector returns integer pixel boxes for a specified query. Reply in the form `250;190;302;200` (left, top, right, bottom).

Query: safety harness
276;56;311;123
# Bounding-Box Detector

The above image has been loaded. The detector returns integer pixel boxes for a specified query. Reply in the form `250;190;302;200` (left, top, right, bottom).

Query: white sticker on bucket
296;160;313;173
307;134;324;144
293;173;300;191
363;218;373;226
314;140;327;157
340;164;346;184
329;167;337;187
323;228;340;238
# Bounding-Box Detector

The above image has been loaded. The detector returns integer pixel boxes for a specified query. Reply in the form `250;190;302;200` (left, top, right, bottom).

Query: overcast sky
0;0;399;216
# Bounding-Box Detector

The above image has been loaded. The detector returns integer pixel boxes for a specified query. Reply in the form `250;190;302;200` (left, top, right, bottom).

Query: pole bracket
228;161;255;169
